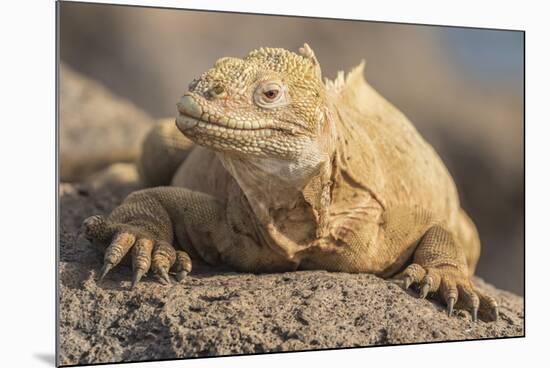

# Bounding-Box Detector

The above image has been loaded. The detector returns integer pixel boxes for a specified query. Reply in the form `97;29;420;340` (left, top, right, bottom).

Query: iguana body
84;45;497;321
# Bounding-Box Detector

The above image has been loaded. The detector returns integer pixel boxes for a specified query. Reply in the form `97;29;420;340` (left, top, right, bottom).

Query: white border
2;0;547;367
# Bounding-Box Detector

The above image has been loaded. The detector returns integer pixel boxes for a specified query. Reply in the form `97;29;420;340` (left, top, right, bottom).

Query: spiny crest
325;60;367;94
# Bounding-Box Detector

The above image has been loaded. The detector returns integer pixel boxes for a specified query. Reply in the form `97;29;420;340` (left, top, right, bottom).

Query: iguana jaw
176;93;313;160
177;94;279;131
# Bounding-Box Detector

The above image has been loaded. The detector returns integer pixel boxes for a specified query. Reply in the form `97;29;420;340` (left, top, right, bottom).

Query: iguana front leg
82;187;230;287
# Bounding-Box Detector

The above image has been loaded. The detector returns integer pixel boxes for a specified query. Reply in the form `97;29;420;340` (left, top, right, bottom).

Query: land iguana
83;44;498;322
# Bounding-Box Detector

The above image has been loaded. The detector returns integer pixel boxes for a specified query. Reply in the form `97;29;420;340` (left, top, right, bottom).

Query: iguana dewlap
83;44;498;322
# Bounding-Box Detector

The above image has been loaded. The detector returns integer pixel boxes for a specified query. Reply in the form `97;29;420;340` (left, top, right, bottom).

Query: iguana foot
82;215;192;288
392;263;498;322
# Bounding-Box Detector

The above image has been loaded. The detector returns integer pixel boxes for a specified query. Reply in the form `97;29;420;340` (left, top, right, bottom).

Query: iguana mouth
176;94;275;133
176;114;273;135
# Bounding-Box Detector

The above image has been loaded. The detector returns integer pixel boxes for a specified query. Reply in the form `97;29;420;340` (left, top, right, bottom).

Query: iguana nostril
208;84;226;99
188;78;199;91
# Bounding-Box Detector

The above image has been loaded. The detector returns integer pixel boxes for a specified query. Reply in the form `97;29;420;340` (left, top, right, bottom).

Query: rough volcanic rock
58;183;524;366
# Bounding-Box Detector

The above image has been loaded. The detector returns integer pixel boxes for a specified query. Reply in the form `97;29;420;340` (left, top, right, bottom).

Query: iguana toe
392;263;426;291
130;238;154;288
478;293;499;321
173;250;193;283
82;213;187;287
457;284;480;321
95;231;137;283
176;271;188;282
392;262;498;321
83;215;116;243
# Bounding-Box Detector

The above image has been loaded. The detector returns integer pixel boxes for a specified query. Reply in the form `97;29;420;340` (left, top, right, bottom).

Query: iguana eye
263;89;279;100
254;81;289;108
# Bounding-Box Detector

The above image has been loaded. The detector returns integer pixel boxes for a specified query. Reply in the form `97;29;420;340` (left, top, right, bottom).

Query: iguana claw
471;306;478;322
492;306;499;321
176;271;188;282
131;269;145;289
447;296;456;316
419;282;430;299
157;267;172;285
403;276;412;290
99;262;113;281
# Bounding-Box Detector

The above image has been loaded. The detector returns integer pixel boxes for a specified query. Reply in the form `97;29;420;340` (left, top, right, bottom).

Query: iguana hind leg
306;206;497;322
455;209;481;275
139;118;195;187
393;224;498;322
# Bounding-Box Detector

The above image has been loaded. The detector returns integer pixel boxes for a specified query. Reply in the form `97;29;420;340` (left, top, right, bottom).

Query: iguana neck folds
218;139;334;260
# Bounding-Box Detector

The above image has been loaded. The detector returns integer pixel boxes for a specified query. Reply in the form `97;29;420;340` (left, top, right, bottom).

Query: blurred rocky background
58;2;524;293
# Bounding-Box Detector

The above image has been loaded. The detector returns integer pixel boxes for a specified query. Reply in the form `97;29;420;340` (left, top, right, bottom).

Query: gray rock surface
59;183;524;366
59;63;154;181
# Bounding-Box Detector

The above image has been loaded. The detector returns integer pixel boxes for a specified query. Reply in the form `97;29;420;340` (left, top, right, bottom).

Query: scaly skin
83;44;498;322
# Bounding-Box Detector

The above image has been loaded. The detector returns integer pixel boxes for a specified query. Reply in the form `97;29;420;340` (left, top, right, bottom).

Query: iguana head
176;44;333;162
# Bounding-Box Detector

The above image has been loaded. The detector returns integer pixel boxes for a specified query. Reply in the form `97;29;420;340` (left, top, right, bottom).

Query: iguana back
329;63;460;228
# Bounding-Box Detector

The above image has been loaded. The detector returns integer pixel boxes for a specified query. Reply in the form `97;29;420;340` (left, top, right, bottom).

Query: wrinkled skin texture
84;45;498;322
